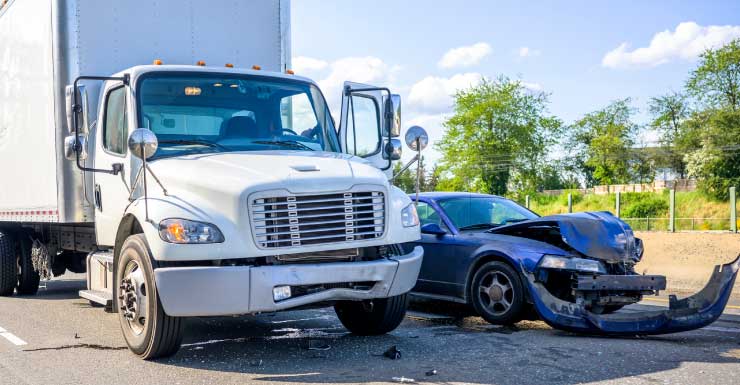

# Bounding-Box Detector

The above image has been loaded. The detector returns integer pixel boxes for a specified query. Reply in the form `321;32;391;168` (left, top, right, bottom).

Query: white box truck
0;0;424;359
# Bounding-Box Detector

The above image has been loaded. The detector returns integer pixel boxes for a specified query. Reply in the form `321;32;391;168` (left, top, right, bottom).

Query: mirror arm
390;153;420;182
344;86;394;171
72;74;130;175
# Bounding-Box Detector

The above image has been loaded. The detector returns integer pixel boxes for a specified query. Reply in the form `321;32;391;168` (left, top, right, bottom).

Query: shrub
622;195;669;218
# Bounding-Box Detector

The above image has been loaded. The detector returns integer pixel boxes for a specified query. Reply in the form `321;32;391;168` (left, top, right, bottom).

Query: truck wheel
0;232;16;296
470;261;525;325
334;294;409;335
16;237;40;295
116;234;184;359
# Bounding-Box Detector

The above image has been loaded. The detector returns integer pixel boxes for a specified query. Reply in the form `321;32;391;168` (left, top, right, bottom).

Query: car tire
334;294;409;335
470;261;525;325
16;236;40;295
116;234;184;359
0;232;16;296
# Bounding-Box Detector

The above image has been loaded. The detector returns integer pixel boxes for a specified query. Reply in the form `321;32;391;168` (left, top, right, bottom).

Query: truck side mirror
64;135;88;160
128;128;158;159
385;94;401;137
66;85;89;134
384;139;402;160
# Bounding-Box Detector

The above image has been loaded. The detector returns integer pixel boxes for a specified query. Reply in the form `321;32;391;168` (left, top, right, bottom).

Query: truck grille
251;191;385;249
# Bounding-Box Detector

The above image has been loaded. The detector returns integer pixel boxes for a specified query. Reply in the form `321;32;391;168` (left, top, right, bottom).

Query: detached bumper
154;246;424;317
527;255;740;335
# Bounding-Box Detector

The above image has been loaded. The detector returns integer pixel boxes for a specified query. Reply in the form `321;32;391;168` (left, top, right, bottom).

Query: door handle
94;184;102;211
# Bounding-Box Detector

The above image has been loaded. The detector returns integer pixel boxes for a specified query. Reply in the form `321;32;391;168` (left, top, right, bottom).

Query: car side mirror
421;223;447;236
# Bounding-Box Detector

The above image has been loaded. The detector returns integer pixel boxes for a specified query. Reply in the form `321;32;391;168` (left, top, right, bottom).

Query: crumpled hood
489;211;642;263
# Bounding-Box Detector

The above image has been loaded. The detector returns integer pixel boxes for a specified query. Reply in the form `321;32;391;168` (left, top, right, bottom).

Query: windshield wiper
459;223;497;231
158;139;229;151
253;140;314;151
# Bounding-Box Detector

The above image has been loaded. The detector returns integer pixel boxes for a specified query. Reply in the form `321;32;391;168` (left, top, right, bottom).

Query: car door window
417;202;449;232
103;86;128;155
346;95;380;157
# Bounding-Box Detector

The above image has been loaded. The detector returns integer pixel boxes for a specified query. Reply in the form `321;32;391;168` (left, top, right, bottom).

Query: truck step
79;289;112;308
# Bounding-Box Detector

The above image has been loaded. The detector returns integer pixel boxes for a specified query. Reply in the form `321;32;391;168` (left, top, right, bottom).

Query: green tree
392;162;415;193
436;76;561;195
569;99;638;186
685;109;740;199
648;92;690;178
687;38;740;110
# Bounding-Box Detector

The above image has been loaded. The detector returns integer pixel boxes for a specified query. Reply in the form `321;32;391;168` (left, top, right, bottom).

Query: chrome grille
251;191;385;249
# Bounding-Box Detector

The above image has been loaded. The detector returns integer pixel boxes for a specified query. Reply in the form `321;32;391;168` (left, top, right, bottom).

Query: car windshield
438;196;538;230
137;73;340;159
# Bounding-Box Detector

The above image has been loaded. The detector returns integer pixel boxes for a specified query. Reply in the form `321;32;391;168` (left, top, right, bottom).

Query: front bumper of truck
153;246;424;317
526;255;740;335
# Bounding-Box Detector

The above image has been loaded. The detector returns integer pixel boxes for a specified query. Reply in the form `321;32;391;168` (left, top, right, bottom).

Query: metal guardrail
621;217;734;231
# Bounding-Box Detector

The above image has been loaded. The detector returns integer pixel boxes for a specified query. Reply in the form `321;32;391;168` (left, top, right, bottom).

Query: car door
411;200;465;298
94;83;133;247
338;81;393;176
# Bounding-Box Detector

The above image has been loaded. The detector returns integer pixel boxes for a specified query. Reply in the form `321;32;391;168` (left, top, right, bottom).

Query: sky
291;0;740;164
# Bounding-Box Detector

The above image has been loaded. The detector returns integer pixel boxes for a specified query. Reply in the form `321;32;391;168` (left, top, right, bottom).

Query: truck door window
103;86;128;155
346;95;380;157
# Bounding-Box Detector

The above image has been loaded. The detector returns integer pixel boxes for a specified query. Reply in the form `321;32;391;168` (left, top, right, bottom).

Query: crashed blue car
404;192;740;335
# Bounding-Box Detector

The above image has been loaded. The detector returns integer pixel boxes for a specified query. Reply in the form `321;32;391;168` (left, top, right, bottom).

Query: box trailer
0;0;424;359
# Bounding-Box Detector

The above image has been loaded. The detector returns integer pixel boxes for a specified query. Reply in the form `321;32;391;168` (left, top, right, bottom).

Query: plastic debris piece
308;339;331;351
383;345;402;360
425;369;437;376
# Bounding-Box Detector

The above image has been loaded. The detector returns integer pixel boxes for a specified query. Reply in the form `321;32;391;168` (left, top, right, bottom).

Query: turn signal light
252;65;261;70
196;60;206;66
153;59;163;65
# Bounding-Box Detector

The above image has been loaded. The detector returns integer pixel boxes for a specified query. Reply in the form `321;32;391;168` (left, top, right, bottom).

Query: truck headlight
401;203;419;227
159;219;225;244
539;255;606;274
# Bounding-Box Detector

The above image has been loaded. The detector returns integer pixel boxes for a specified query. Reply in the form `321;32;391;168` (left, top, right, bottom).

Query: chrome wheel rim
120;260;148;336
478;271;514;315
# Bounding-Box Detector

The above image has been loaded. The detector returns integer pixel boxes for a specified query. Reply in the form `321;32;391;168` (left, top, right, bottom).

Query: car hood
488;211;642;263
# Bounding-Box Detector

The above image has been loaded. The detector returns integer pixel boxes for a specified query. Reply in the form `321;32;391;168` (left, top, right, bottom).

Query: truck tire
334;294;409;335
116;234;184;359
0;232;16;296
16;236;40;295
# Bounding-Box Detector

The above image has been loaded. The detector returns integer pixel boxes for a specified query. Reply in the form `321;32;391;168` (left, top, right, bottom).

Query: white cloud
522;82;543;92
438;42;492;69
407;73;483;114
518;46;541;57
292;56;328;73
602;21;740;68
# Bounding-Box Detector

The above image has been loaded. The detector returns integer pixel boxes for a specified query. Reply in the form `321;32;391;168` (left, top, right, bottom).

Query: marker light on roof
286;69;295;75
153;59;163;65
196;60;206;66
225;63;234;68
252;65;261;70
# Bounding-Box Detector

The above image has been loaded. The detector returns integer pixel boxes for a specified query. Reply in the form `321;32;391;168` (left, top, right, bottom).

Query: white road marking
0;326;27;346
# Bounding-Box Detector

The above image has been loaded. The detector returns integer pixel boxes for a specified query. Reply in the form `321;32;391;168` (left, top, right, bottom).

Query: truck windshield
137;73;340;159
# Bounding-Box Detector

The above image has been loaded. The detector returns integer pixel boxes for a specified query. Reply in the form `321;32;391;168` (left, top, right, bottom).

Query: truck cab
0;0;423;360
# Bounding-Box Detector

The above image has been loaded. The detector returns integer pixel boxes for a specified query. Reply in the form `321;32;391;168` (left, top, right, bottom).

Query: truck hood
488;211;642;263
146;151;388;204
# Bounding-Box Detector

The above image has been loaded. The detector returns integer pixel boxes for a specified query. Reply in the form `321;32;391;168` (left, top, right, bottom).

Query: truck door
93;83;132;246
339;82;395;175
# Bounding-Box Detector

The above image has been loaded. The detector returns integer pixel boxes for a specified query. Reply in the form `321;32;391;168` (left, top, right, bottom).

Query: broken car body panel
526;255;740;335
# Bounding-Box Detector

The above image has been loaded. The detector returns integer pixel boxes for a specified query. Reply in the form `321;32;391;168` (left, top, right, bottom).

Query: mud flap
525;255;740;335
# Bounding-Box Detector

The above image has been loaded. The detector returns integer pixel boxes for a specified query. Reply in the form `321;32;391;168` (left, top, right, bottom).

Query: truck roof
115;65;316;86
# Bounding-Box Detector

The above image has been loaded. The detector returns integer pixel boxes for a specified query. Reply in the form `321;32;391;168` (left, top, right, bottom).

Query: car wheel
116;234;184;359
470;261;525;325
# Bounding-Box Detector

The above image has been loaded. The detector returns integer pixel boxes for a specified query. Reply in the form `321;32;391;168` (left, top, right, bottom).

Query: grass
519;190;737;231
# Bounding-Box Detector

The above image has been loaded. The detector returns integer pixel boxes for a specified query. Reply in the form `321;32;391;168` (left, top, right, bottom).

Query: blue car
404;192;740;335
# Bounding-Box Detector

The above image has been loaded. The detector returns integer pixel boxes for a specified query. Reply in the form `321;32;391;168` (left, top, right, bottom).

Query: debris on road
392;376;415;383
307;339;331;351
383;345;402;360
425;369;438;376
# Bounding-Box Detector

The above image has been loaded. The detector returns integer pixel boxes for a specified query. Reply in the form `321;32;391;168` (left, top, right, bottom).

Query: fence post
567;193;572;213
669;189;676;233
647;217;650;231
731;186;737;233
615;192;621;218
526;195;530;209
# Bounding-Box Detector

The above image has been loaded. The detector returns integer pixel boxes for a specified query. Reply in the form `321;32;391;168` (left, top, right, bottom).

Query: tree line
395;39;740;200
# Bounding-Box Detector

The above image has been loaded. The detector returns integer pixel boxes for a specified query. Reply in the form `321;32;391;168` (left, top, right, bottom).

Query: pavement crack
22;343;127;352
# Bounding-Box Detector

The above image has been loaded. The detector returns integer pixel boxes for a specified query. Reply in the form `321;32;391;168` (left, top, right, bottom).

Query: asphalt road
2;275;740;385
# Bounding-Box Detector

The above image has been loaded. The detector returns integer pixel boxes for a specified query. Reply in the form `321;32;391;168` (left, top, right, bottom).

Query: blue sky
291;0;740;163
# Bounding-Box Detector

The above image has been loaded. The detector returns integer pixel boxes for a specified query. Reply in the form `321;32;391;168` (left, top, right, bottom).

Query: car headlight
159;218;225;244
539;255;606;274
401;203;419;227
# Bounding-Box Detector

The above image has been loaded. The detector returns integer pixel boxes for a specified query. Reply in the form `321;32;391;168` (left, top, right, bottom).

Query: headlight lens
159;219;225;244
539;255;606;274
401;203;419;227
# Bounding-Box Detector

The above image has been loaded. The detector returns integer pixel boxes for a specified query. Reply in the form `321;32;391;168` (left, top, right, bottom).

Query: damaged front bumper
526;255;740;335
154;246;423;317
